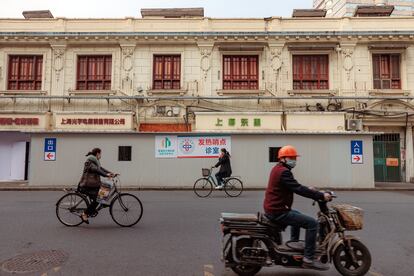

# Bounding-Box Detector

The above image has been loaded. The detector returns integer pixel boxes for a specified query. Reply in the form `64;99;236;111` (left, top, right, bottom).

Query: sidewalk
1;181;414;191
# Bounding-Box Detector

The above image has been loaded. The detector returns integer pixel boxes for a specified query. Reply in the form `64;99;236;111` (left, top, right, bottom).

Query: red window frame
223;55;259;90
8;55;43;90
372;54;401;89
76;55;112;90
153;55;181;90
292;55;329;90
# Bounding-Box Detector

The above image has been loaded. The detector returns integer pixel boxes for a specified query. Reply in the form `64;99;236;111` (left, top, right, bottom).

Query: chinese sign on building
54;113;133;130
351;140;363;164
155;136;178;158
195;112;282;131
0;114;46;130
155;135;231;158
44;138;57;161
0;117;39;126
60;118;126;125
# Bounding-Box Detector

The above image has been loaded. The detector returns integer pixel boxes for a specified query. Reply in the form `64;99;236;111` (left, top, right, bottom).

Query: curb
0;187;414;191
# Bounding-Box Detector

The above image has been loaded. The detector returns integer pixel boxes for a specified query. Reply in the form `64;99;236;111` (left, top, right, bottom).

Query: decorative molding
51;46;66;82
120;45;136;90
342;48;354;81
269;48;283;73
199;46;213;80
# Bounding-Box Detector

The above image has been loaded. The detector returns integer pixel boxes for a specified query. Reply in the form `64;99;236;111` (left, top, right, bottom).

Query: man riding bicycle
263;145;332;270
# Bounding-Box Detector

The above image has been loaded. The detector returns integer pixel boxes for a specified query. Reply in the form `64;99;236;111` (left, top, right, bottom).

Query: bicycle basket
202;168;210;177
332;204;364;231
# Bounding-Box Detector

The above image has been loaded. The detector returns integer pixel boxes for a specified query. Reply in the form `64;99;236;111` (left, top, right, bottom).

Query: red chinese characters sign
0;117;39;126
197;138;227;146
60;118;125;125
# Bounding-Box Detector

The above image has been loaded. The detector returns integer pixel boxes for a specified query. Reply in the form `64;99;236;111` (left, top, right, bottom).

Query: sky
0;0;313;18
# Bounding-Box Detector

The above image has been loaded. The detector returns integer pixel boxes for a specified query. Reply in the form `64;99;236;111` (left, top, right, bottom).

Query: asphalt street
0;190;413;276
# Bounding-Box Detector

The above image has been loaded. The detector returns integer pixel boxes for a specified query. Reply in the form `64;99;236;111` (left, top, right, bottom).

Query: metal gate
373;134;401;182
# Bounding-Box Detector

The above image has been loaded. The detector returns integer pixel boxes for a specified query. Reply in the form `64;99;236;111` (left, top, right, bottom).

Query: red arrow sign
47;153;54;159
353;156;361;161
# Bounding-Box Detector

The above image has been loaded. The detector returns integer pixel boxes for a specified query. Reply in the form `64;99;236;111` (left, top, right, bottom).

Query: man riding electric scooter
263;145;332;270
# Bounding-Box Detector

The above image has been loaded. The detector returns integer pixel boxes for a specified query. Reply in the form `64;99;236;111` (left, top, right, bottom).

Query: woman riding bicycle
213;148;232;190
78;148;117;224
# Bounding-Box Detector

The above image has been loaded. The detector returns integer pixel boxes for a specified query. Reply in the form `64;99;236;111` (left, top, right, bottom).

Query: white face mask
285;159;297;168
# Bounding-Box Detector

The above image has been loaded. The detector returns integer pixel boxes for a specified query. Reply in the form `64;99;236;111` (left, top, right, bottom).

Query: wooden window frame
372;53;401;90
7;55;43;91
76;55;112;91
222;55;259;90
292;54;329;90
152;55;181;90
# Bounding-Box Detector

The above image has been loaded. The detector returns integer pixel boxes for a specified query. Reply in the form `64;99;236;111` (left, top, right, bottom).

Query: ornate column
120;44;136;93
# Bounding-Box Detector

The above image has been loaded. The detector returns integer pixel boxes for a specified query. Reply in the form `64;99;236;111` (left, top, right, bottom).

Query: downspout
404;112;408;181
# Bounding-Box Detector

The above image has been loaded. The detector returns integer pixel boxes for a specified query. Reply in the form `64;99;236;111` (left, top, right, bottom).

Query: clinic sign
351;140;363;164
44;138;57;161
155;135;231;158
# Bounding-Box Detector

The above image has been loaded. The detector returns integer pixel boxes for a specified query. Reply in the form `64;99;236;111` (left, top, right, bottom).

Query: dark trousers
266;210;319;259
81;187;100;216
215;172;230;186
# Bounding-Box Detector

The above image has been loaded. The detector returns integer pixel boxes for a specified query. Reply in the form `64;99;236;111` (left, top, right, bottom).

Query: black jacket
215;153;232;176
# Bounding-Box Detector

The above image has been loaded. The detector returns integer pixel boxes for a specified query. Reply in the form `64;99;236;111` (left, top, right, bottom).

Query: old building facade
314;0;414;17
1;10;413;185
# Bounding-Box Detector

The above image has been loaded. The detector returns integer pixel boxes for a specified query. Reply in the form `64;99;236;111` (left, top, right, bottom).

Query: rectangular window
269;147;281;163
223;55;259;90
153;55;181;89
373;54;401;89
76;55;112;90
8;55;43;90
118;146;132;161
293;55;329;90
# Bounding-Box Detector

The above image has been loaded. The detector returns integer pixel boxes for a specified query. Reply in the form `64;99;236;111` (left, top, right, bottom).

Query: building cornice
0;31;413;44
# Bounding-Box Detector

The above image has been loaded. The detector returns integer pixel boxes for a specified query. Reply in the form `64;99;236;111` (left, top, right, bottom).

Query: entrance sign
351;140;363;164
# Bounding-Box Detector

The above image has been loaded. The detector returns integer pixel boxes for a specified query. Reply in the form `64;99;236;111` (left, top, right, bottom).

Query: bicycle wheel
224;178;243;197
56;192;89;227
193;178;213;198
110;193;143;227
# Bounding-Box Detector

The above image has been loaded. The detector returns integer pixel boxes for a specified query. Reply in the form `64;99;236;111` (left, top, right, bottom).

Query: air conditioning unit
171;106;181;116
346;119;363;131
156;106;166;115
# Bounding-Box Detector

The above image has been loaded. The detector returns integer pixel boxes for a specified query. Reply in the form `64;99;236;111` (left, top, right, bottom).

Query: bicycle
193;167;243;198
55;176;143;227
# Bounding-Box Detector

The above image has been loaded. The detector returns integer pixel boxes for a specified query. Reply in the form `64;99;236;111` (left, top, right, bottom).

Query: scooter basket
332;204;364;230
202;168;211;177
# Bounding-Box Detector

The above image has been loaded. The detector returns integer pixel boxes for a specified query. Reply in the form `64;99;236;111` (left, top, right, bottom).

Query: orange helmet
278;145;299;159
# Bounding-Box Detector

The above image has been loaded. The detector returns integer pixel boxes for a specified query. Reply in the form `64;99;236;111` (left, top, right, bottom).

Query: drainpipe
404;113;414;182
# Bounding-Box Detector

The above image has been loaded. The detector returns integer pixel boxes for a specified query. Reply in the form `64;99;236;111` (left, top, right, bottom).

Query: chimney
292;9;327;18
140;8;204;18
353;5;394;17
22;10;54;19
